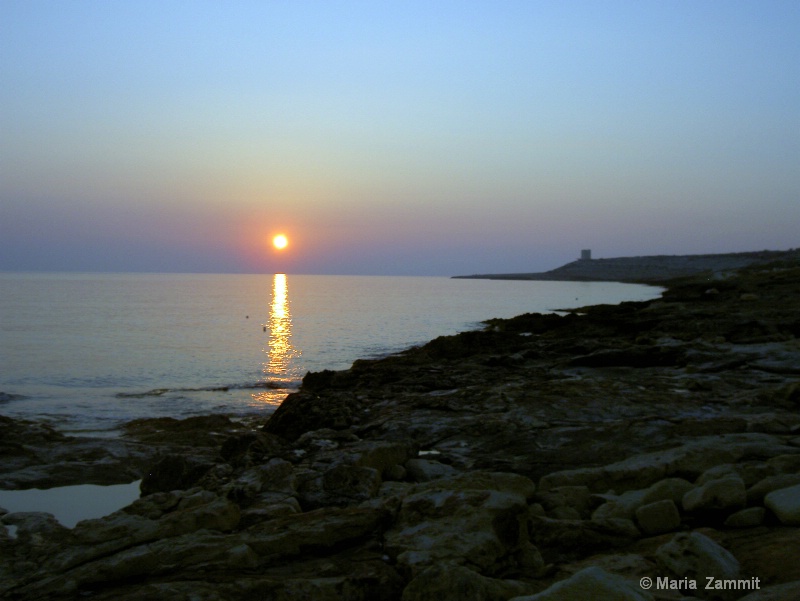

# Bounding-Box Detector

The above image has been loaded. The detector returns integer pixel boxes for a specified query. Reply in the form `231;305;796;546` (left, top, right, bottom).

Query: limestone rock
721;526;800;586
534;485;591;518
297;464;382;508
19;531;257;598
767;453;800;475
218;430;284;467
0;511;72;549
412;470;536;499
242;505;388;559
592;489;647;521
635;499;681;535
48;490;240;573
641;477;694;505
122;415;239;447
222;459;296;505
747;474;800;505
263;389;363;441
737;580;800;601
655;532;740;600
384;472;542;576
0;416;152;489
405;458;459;482
1;490;243;599
723;507;765;528
324;464;381;499
140;454;214;495
253;458;296;494
746;411;800;434
350;440;418;475
384;464;407;481
529;516;640;563
538;434;795;494
695;464;742;485
240;497;301;526
763;484;800;525
690;461;768;489
401;563;536;601
548;506;581;520
507;566;654;601
682;476;746;513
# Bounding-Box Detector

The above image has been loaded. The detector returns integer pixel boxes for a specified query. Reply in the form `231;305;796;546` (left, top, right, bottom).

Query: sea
0;272;663;434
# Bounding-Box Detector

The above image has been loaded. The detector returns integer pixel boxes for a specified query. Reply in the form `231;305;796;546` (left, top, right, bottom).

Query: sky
1;1;798;275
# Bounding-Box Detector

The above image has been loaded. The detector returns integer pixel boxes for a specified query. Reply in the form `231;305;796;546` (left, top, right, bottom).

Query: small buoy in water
246;315;249;319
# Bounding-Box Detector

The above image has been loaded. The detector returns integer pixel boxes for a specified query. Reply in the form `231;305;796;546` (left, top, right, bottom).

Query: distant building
580;249;592;261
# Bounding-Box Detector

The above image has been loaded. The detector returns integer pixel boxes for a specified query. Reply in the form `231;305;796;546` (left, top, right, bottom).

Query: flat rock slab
764;484;800;526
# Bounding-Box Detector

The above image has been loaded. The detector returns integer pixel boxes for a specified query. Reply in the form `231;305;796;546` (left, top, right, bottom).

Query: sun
272;234;289;250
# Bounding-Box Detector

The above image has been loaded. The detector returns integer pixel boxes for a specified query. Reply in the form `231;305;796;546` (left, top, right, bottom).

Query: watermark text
639;576;761;592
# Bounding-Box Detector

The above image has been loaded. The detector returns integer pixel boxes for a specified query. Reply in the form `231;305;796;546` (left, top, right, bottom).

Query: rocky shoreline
2;259;800;600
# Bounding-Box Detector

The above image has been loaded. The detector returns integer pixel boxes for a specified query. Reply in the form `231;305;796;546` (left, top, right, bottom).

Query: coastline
2;254;800;599
453;248;800;284
0;273;660;435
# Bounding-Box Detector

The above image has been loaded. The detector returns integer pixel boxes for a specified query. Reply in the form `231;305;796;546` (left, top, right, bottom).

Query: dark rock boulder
262;391;363;442
140;455;215;495
219;431;285;467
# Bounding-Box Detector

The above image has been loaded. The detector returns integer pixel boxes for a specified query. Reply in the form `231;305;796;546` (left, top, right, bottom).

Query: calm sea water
0;273;662;433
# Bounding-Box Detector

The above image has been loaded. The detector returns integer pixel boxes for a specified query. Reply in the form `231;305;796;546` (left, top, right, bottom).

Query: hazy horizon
0;245;797;278
2;2;798;276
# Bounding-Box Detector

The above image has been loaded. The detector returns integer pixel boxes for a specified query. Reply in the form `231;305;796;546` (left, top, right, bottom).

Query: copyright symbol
640;577;653;590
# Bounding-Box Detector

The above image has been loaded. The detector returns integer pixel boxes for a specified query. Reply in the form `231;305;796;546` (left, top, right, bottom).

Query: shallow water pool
0;480;142;531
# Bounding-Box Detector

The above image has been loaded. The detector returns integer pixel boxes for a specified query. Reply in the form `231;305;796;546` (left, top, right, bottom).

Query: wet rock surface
2;260;800;599
0;415;149;489
0;414;258;490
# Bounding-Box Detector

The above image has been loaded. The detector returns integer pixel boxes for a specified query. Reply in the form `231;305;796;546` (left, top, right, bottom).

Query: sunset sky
2;1;798;275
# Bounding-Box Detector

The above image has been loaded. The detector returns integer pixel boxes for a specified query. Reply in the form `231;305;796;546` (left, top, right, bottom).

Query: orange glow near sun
272;234;288;250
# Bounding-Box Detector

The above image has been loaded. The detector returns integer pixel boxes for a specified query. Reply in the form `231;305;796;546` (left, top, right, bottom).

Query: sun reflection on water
252;273;302;406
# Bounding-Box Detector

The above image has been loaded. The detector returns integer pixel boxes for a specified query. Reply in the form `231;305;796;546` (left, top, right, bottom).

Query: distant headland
453;248;800;284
